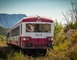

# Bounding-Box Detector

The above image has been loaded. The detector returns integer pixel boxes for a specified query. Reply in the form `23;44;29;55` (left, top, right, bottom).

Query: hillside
0;14;26;28
0;26;8;36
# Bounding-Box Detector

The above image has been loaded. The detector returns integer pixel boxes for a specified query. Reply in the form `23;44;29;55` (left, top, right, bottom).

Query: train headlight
22;37;29;41
51;38;53;41
48;38;53;41
23;38;26;41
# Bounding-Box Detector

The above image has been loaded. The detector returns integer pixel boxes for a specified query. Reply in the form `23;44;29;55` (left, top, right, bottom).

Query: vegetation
0;35;6;46
0;35;7;60
64;22;77;32
0;26;8;36
54;20;66;46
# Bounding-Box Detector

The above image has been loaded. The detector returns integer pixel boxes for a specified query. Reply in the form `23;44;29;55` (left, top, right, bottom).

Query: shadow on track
22;49;47;57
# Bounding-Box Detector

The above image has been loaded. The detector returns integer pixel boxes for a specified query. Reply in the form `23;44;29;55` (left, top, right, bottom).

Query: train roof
21;16;53;22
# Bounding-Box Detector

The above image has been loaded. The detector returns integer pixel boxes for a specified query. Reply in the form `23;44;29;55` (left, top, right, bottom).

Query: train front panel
20;22;54;49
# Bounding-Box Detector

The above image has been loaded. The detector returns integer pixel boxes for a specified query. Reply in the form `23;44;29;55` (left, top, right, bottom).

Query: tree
62;0;77;31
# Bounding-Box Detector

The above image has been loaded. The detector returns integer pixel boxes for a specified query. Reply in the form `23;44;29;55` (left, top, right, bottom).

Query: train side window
21;24;22;34
12;26;20;36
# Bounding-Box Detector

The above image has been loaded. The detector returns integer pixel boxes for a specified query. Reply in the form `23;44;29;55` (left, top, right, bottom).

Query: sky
0;0;72;24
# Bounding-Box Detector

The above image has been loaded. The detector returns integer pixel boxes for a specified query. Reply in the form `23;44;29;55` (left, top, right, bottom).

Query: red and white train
6;16;54;55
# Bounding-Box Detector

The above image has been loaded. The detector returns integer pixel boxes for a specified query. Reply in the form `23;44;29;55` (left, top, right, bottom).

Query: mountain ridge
0;14;26;28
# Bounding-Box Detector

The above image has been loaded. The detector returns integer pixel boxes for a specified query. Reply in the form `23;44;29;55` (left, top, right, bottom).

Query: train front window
26;24;51;32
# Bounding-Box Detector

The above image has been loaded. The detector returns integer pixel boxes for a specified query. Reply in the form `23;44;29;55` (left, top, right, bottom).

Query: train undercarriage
8;44;47;56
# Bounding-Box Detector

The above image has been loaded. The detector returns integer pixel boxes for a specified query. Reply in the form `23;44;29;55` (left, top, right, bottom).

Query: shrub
7;52;34;60
48;28;77;60
54;20;67;46
7;52;50;60
64;22;77;32
54;20;63;38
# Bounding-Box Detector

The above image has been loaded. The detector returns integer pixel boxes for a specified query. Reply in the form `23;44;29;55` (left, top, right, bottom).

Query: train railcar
6;16;54;55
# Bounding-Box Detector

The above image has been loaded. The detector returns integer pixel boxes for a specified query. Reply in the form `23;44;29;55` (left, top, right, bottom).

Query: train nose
35;44;42;48
26;43;43;48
